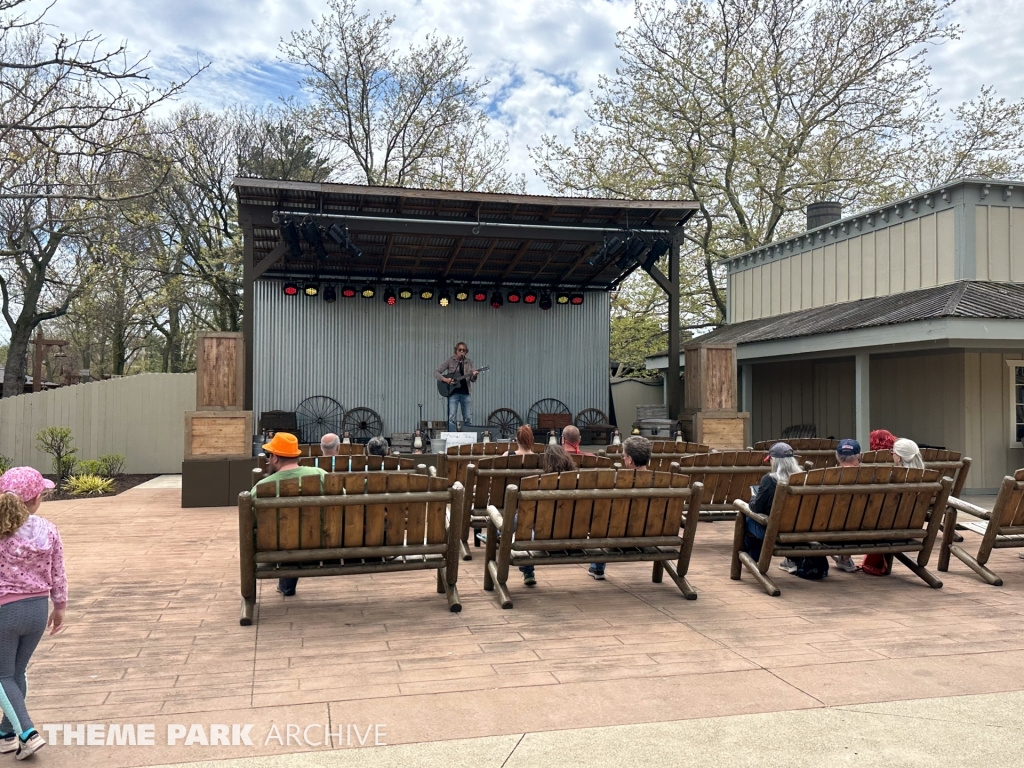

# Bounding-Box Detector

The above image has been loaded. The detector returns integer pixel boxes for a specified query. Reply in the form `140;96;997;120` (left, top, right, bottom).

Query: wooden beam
442;237;466;279
251;242;288;280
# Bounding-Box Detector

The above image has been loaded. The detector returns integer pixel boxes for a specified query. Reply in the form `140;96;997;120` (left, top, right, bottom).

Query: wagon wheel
487;408;522;440
294;396;344;444
342;407;383;442
574;408;609;428
527;398;571;428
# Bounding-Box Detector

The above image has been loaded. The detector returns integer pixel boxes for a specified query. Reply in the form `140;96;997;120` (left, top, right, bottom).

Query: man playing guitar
434;342;479;431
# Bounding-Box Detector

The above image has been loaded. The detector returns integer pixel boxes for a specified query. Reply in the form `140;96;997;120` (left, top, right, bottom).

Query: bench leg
460;540;472;561
483;521;497;591
730;512;745;580
738;551;781;597
652;560;664;583
894;552;942;589
486;560;513;609
662;561;696;600
437;567;462;611
240;597;255;626
948;544;1003;586
938;509;956;572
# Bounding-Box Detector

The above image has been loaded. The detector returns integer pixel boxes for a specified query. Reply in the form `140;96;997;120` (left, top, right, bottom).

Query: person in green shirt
254;432;326;596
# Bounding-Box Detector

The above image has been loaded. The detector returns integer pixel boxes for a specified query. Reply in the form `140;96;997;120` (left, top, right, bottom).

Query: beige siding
751;265;763;320
770;259;782;316
1013;208;1024;281
800;250;812;309
876;230;890;294
905;218;921;290
823;244;837;305
920;212;937;287
811;248;824;307
862;233;876;298
871;352;965;457
889;223;905;293
975;205;1017;281
0;374;195;474
938;209;956;283
780;256;793;314
964;350;1024;489
849;237;862;300
836;240;850;302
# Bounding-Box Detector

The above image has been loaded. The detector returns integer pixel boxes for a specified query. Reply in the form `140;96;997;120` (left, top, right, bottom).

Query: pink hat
0;467;55;502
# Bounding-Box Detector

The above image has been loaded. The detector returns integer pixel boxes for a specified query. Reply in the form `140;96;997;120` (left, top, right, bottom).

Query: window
1010;361;1024;446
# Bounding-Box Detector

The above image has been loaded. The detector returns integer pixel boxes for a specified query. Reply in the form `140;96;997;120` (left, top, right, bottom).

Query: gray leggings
0;597;47;736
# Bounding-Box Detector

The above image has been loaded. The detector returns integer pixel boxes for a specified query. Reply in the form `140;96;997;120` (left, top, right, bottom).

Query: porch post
741;364;753;414
855;353;870;448
665;235;681;419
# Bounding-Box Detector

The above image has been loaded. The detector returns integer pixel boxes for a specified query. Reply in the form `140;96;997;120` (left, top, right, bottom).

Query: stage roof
234;178;698;291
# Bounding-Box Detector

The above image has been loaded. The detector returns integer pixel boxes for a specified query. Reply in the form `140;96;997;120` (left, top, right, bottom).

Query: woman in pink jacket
0;467;67;760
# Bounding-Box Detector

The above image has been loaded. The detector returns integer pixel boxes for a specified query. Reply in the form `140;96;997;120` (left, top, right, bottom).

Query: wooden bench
298;455;427;472
862;449;972;499
238;472;465;624
753;439;840;469
441;442;514;487
604;440;710;457
666;451;772;522
731;466;952;596
483;468;704;608
462;454;619;558
939;468;1024;585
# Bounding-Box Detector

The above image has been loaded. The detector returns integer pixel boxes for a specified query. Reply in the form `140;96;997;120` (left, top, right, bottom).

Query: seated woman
863;437;925;576
504;425;534;457
744;442;801;563
541;444;575;473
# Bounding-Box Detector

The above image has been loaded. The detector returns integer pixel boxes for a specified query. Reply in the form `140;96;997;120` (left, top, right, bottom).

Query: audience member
504;425;534;457
892;438;925;469
589;436;652;581
253;433;327;596
542;444;576;473
366;436;390;457
560;425;591;456
829;439;862;573
744;443;801;561
870;429;897;452
319;433;347;471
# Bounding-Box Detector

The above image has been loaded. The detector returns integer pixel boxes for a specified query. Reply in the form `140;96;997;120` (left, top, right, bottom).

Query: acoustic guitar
437;366;489;397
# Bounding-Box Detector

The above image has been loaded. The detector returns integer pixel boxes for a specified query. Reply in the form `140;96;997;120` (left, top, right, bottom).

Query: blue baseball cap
836;439;861;456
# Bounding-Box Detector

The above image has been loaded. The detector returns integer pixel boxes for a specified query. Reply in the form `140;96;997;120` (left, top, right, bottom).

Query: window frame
1007;360;1024;448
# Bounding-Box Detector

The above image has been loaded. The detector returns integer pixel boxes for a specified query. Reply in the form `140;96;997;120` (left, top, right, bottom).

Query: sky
17;0;1024;191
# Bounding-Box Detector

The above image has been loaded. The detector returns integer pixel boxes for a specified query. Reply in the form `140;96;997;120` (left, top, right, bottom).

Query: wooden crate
537;413;572;430
196;332;245;410
680;411;748;450
185;411;253;460
684;342;737;412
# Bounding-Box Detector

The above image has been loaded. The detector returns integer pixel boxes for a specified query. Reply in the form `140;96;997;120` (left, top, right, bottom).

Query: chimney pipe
807;202;842;231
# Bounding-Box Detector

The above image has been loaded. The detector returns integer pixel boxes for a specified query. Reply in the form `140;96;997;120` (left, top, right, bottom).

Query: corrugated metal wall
253;283;610;436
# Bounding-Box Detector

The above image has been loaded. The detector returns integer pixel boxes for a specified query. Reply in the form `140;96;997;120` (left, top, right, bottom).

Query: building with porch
647;178;1024;492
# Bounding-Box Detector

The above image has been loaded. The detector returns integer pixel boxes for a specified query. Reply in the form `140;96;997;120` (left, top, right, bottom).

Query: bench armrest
486;505;504;530
733;499;768;527
947;496;991;520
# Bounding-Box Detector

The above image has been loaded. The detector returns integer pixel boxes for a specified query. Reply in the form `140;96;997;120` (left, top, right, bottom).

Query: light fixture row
282;282;585;309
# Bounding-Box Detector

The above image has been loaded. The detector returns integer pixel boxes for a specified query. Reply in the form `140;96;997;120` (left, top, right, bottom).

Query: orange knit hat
262;432;302;458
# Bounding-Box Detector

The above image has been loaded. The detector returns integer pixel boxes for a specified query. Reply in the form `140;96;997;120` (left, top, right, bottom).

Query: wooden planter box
679;410;749;450
185;411;253;460
196;332;245;410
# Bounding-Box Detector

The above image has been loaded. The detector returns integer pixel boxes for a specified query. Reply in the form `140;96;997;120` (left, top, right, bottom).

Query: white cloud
14;0;1024;191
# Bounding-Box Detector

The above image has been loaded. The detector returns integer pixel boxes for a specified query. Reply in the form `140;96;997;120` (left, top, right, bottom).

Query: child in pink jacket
0;467;67;760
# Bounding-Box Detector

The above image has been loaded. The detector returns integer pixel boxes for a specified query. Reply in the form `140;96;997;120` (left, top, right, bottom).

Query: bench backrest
990;468;1024;530
753;438;840;469
298;455;418;471
665;451;770;505
252;471;451;551
605;440;710;456
513;469;694;541
443;442;514;485
768;466;945;535
469;453;617;511
861;449;971;497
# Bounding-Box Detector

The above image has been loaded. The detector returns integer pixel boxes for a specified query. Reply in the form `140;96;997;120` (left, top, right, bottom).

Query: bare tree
280;0;521;191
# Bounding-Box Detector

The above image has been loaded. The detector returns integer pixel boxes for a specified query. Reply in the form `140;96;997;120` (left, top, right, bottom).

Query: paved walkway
25;487;1024;767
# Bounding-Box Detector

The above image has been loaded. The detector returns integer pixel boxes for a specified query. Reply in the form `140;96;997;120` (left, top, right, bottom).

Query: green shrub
74;459;104;476
35;427;78;481
98;454;126;477
0;454;12;475
65;474;114;496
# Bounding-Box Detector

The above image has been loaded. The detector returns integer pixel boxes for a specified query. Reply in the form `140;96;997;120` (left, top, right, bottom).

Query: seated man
253;433;327;597
590;435;652;581
560;425;592;457
320;432;346;471
830;439;861;573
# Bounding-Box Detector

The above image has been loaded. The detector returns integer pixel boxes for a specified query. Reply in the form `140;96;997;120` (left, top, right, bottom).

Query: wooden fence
0;374;196;474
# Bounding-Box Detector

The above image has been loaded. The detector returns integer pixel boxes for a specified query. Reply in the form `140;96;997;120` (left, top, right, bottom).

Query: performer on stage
435;342;478;431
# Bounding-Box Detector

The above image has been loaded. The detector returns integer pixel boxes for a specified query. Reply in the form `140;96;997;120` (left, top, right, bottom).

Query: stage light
438;287;451;307
323;285;337;303
399;286;414;300
473;288;488;302
304;282;319;297
507;289;521;304
327;222;361;258
301;218;328;260
280;218;303;260
523;289;538;304
341;285;357;298
642;239;670;271
383;287;396;305
360;285;375;299
490;291;503;309
570;292;584;305
455;287;470;302
539;293;553;310
283;282;299;296
419;286;435;300
556;291;570;305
